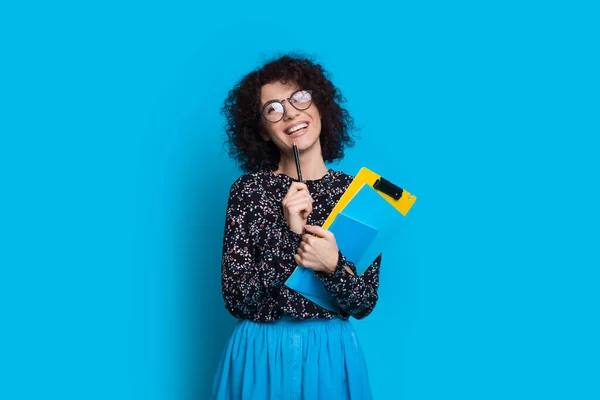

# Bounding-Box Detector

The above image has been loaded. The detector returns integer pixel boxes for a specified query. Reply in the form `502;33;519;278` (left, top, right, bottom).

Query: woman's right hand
282;182;313;235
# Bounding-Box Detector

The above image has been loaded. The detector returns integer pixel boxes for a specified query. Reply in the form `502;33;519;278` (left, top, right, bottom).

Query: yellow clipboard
322;167;417;230
285;166;416;311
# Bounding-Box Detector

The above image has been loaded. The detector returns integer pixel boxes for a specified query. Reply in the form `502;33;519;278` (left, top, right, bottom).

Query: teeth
286;123;308;134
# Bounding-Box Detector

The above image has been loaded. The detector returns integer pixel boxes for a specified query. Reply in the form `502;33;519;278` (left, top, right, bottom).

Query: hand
293;225;339;274
282;182;313;235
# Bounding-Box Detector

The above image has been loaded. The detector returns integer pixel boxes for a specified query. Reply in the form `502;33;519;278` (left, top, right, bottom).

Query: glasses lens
262;101;284;122
291;90;312;110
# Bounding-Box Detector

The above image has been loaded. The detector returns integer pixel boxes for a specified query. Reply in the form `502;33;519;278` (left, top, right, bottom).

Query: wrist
285;219;303;235
324;251;340;275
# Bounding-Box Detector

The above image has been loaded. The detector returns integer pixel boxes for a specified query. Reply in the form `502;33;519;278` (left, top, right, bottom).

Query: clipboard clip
373;177;403;200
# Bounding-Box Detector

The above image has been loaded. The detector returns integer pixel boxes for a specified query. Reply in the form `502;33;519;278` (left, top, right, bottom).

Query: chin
296;136;320;152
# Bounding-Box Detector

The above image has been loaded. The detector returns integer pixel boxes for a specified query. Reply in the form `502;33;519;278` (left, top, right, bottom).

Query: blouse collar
260;168;336;189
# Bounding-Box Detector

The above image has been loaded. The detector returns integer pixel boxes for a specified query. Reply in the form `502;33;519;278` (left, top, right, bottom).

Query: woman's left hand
294;225;339;275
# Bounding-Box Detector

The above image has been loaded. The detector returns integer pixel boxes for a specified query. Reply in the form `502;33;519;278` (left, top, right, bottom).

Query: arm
221;178;302;319
316;252;382;319
220;179;265;319
294;224;383;319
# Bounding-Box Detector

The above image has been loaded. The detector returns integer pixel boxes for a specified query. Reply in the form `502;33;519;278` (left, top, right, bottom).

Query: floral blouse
220;168;382;322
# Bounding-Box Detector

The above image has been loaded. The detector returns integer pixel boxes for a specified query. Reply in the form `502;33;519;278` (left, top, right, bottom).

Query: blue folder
341;184;405;273
285;168;417;312
285;212;379;311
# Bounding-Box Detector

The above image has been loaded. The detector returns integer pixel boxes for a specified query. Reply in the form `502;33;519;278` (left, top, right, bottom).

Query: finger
288;204;312;218
304;224;332;238
287;182;309;196
301;234;315;245
287;199;313;215
285;189;313;203
283;195;311;212
299;242;311;252
294;253;304;266
302;264;316;271
290;181;308;191
286;196;310;206
285;193;313;207
295;254;316;271
300;210;310;219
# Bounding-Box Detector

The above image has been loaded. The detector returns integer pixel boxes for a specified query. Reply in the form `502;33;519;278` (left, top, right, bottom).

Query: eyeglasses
259;90;313;123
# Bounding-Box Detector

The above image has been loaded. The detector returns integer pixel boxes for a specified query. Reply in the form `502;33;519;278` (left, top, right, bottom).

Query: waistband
266;316;348;326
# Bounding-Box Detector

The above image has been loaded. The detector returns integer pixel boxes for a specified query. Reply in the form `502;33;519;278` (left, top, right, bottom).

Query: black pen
293;142;302;182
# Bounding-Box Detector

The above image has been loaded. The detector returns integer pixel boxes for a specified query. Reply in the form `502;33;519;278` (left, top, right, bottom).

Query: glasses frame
259;90;313;123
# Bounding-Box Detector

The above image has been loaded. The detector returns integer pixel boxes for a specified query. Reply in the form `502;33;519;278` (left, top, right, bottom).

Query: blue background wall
1;1;598;399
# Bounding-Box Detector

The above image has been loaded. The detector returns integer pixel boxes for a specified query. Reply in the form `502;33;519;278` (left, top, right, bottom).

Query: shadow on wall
179;141;238;400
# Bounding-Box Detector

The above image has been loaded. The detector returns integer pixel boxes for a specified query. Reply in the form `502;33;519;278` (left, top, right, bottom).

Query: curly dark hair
222;53;357;173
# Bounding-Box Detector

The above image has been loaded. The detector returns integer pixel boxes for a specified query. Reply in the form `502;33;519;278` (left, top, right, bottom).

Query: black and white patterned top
220;168;382;322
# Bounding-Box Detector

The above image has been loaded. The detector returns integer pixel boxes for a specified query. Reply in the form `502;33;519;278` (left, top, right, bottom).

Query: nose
282;99;299;120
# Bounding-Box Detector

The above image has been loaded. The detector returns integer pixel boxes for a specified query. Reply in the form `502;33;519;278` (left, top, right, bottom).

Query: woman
212;54;382;400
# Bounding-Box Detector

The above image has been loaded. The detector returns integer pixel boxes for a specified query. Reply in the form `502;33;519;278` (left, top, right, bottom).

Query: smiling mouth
285;122;309;135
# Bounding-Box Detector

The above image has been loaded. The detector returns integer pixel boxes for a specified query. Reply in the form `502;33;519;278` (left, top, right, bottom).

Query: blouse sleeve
316;252;382;319
220;177;303;320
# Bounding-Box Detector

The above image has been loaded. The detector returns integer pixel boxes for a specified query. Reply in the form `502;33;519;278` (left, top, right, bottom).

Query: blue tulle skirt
212;317;372;400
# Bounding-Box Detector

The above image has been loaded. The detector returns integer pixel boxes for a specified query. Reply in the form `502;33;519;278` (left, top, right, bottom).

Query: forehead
260;81;299;104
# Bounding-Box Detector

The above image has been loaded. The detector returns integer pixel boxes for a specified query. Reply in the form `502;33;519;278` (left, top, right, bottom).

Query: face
259;81;322;154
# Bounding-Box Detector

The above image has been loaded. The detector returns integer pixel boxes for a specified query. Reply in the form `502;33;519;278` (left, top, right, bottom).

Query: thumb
304;224;330;237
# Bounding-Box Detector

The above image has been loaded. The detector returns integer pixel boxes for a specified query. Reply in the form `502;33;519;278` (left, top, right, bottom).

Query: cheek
312;114;322;132
264;123;281;137
309;109;321;126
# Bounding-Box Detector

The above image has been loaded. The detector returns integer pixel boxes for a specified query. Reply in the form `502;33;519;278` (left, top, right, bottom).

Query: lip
288;126;308;138
284;121;310;136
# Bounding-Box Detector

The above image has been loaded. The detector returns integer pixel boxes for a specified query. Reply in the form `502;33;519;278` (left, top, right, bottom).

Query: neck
275;146;328;181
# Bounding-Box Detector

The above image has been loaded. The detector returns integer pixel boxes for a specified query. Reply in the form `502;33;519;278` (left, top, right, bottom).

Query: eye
292;90;311;102
265;102;284;114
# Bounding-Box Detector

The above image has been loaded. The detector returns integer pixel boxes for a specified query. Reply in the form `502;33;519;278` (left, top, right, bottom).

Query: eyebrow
260;98;279;109
260;96;287;109
260;89;301;108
